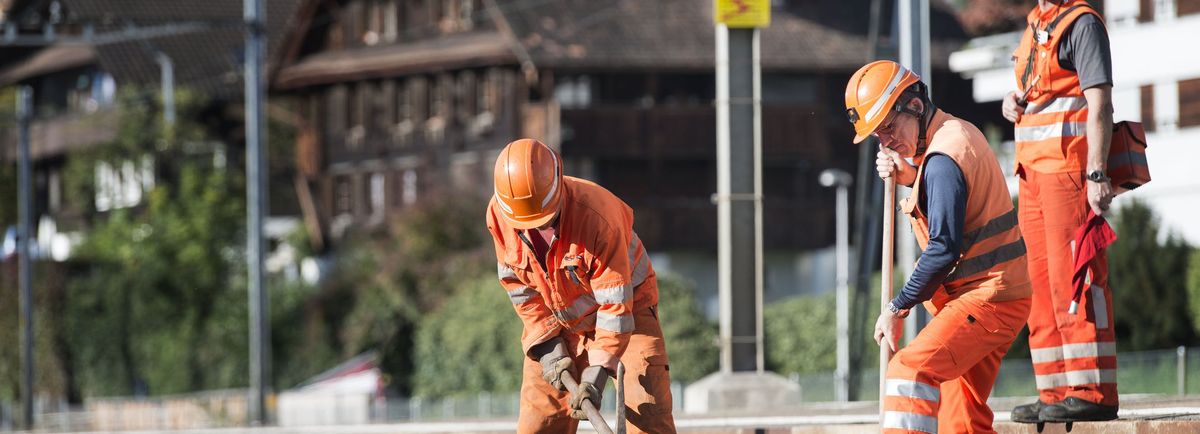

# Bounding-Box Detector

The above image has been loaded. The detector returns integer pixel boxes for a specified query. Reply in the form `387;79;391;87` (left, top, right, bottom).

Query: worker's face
873;110;918;159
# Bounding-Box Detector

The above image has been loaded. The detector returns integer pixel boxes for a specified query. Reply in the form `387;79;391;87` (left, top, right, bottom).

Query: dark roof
495;0;969;72
0;0;303;96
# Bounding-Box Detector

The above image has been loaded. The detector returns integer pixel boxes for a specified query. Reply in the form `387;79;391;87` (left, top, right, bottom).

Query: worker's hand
569;366;609;420
873;308;906;353
532;337;573;391
1087;178;1114;215
877;145;918;187
1002;91;1026;123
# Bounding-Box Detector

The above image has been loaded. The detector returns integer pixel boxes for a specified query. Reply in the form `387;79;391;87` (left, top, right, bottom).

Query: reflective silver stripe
595;311;634;333
1035;372;1067;389
882;411;937;434
864;68;907;122
1026;96;1087;115
540;151;560;208
885;379;940;402
1015;121;1087;142
1036;369;1117;389
507;286;539;305
1031;342;1116;364
494;191;514;214
1092;284;1110;329
628;232;650;288
1068;368;1118;385
961;209;1018;251
497;262;517;280
946;238;1026;282
594;283;631;305
1030;346;1064;364
554;293;597;321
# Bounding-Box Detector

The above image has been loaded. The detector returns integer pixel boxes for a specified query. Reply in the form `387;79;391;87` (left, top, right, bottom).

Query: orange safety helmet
493;138;564;229
845;60;921;144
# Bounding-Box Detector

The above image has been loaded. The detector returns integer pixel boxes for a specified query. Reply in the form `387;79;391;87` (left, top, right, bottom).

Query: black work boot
1039;397;1118;422
1011;400;1054;423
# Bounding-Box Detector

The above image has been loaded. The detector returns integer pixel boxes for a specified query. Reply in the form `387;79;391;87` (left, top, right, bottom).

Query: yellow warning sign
715;0;770;28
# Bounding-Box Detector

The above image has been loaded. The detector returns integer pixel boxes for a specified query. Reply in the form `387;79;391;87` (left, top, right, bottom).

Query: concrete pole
820;169;853;402
898;0;932;343
244;0;270;424
715;24;762;373
17;85;34;431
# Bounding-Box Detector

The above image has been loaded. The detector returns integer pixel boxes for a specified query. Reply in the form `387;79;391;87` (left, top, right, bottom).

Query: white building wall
950;0;1200;244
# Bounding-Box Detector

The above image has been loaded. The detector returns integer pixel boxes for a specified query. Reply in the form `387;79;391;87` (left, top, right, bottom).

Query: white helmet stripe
539;151;560;209
864;67;907;123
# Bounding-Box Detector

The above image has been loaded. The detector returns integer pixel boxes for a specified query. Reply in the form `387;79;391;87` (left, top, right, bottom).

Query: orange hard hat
845;60;921;144
493;138;563;229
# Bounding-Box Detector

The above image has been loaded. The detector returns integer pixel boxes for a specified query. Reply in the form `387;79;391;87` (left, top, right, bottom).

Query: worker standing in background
486;138;676;433
1003;0;1119;423
847;60;1032;433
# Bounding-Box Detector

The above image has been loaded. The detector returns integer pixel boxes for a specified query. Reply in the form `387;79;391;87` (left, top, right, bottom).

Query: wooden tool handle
879;176;896;422
560;372;614;434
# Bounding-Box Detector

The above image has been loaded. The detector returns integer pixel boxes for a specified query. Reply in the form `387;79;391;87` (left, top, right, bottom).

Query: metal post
715;24;762;373
898;0;932;343
244;0;270;425
155;52;175;126
1178;346;1187;396
17;85;34;431
879;177;896;419
820;170;852;401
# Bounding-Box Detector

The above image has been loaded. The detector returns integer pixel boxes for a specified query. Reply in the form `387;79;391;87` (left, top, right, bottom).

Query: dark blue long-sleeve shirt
890;154;966;310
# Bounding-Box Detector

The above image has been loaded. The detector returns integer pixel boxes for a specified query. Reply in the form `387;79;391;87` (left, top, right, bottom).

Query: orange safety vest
486;176;659;372
1011;0;1104;174
903;110;1033;311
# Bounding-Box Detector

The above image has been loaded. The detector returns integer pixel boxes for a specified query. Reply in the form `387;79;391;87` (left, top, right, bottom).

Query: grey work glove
569;365;610;420
530;337;572;391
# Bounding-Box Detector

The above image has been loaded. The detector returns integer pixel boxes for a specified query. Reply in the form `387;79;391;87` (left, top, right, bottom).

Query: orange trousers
516;307;676;434
883;296;1031;434
1018;168;1118;406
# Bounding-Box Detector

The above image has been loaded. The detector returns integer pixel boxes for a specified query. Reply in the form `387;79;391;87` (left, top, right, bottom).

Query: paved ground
23;395;1200;433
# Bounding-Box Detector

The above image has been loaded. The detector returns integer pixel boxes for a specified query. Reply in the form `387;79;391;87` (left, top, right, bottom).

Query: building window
555;75;592;109
402;169;418;206
369;172;385;217
1141;84;1155;132
384;0;399;42
335;175;354;217
1179;77;1200;128
365;0;384;45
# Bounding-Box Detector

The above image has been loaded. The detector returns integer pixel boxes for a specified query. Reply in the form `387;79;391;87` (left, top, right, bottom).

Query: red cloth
1071;209;1117;308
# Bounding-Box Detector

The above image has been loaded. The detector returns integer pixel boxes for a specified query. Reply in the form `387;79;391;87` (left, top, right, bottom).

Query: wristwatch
1086;170;1110;183
887;301;902;315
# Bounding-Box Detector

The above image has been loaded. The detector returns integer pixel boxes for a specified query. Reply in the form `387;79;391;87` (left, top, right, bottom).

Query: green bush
656;274;718;383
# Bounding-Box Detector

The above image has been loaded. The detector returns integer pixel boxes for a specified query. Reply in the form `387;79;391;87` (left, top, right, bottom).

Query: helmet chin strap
898;83;936;158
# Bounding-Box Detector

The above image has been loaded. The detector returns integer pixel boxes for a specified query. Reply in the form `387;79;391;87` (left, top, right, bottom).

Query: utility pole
715;20;763;374
686;0;798;414
244;0;270;424
17;85;34;431
820;169;853;402
898;0;932;343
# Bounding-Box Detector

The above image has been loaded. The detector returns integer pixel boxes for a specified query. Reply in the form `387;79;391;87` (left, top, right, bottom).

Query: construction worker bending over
487;138;676;434
846;60;1033;434
1004;0;1119;423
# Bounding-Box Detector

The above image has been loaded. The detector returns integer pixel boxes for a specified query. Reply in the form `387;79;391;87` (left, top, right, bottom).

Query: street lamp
819;168;852;402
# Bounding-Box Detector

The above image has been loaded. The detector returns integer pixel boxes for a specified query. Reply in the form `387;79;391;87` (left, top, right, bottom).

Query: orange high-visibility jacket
487;176;659;372
1012;0;1104;174
903;110;1033;311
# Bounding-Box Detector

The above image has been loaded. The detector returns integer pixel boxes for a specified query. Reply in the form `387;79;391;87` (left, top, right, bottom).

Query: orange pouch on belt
1108;121;1151;193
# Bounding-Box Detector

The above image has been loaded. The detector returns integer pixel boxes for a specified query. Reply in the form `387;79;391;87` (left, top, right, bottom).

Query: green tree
1108;199;1196;350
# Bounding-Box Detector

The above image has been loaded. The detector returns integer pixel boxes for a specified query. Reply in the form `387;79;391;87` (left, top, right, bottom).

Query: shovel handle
560;372;614;434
